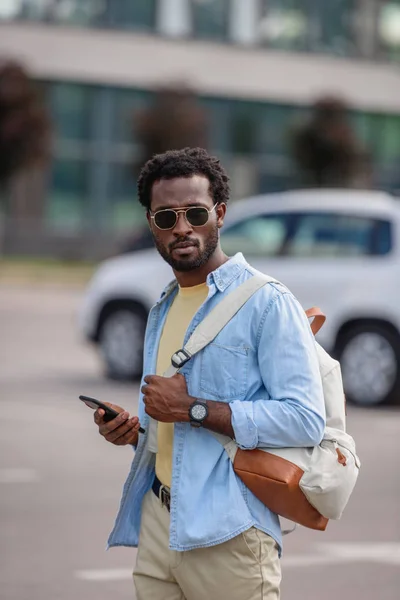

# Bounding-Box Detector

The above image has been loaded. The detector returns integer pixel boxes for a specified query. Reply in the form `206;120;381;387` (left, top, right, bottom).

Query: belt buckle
160;485;171;512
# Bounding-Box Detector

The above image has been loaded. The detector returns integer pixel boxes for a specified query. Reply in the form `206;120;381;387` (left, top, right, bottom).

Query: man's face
147;175;226;272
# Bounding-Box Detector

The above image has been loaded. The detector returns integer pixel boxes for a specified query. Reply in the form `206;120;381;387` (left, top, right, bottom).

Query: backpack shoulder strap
164;274;277;377
148;273;278;455
305;307;326;335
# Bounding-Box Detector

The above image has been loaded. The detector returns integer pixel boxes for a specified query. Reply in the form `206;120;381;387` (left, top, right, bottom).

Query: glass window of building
8;0;108;26
379;115;400;164
107;162;147;232
378;1;400;61
314;0;356;57
258;0;310;51
44;82;94;228
48;159;89;229
191;0;230;41
358;111;400;191
107;0;156;30
48;83;93;141
52;0;107;27
0;0;156;30
198;97;230;152
112;88;153;146
258;0;356;57
258;104;299;155
228;100;265;155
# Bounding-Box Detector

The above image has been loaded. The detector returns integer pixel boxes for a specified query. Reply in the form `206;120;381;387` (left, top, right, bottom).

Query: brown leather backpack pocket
233;448;329;531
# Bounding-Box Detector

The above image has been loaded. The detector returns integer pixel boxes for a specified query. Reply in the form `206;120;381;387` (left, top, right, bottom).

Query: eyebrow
153;201;207;211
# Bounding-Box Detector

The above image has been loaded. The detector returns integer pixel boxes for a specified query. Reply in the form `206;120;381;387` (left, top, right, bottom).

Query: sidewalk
0;258;95;288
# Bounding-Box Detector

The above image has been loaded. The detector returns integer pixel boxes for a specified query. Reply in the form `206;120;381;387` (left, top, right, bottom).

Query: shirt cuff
229;400;258;449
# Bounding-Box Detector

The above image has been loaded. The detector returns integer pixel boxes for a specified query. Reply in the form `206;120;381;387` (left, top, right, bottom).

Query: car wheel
335;324;400;406
98;305;147;381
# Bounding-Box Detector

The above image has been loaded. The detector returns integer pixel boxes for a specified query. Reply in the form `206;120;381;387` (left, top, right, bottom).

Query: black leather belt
152;475;171;512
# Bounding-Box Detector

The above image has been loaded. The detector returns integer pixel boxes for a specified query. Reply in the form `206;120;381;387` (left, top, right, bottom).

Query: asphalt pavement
0;284;399;600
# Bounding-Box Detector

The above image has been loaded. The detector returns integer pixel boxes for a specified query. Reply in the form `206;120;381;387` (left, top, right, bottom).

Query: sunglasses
150;203;219;230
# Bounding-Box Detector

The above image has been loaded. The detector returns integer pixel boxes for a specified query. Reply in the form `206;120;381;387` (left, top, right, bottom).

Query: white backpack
149;274;361;526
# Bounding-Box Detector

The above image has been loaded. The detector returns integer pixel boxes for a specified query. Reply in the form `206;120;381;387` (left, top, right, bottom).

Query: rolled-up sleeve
230;291;326;450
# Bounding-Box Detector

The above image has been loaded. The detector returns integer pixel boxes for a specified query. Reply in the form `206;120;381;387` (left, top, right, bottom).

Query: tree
290;96;371;188
0;60;50;189
133;84;208;171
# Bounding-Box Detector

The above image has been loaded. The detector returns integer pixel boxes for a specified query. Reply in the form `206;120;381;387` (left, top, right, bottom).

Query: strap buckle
160;485;171;512
171;348;192;369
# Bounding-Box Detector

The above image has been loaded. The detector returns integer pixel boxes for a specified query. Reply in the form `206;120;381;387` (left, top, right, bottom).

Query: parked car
78;189;400;407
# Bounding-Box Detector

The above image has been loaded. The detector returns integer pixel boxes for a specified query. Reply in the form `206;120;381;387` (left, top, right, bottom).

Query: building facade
1;0;400;239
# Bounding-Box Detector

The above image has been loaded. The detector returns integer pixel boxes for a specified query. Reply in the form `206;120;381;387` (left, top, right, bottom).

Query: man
94;147;325;600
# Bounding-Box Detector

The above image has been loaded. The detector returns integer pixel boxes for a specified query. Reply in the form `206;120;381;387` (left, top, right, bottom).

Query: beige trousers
133;490;281;600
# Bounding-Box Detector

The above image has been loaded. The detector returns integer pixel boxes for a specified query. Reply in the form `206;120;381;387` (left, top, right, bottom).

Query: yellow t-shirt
155;282;208;488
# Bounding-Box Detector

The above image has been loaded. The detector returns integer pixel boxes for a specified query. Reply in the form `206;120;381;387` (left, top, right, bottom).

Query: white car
79;189;400;407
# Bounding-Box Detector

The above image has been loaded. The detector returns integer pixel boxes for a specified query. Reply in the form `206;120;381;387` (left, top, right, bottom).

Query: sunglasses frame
150;202;219;231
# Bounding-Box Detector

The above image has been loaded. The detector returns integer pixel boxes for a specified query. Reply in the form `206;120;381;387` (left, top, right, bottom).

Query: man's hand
141;373;192;423
94;402;141;446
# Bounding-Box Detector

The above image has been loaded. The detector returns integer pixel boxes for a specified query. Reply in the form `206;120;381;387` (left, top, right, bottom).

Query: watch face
191;403;207;421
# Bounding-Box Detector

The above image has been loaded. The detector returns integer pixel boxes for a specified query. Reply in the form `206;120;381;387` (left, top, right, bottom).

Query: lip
171;242;196;250
171;243;197;256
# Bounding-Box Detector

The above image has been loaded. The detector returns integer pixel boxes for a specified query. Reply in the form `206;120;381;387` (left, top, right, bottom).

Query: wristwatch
188;399;209;428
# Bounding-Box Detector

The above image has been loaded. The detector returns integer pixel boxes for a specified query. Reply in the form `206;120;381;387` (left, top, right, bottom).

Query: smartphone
79;395;145;433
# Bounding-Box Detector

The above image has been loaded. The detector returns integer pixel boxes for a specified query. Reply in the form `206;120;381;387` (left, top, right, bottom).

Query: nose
172;211;193;236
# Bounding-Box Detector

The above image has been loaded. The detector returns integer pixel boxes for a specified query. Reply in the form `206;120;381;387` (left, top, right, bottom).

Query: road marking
75;542;400;581
283;542;400;567
76;568;132;582
318;542;400;565
0;468;38;483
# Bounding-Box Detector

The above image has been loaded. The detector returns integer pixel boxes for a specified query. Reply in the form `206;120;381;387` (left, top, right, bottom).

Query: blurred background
0;2;399;600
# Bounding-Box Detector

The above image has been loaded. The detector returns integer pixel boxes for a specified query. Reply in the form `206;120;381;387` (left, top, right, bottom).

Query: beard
153;225;219;272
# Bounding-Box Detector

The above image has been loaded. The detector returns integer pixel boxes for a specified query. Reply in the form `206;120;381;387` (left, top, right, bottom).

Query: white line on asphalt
0;468;38;483
76;568;132;582
317;542;400;565
74;542;400;581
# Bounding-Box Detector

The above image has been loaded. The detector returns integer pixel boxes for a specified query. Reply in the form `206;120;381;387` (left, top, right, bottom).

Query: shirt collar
158;253;247;302
206;252;247;292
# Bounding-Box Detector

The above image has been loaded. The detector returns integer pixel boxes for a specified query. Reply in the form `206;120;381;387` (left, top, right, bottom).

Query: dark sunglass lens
186;207;209;227
155;210;177;229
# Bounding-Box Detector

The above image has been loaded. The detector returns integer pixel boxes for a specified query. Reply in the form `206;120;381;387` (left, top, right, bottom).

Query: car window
221;214;291;256
286;213;392;257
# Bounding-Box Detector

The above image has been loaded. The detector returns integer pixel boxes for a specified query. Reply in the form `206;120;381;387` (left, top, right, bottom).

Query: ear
216;203;227;229
146;211;152;228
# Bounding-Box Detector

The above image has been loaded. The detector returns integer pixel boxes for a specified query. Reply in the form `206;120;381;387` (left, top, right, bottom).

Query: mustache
169;238;200;251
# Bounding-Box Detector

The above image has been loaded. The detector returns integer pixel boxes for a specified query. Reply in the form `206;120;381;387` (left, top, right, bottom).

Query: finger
105;418;137;443
113;427;139;446
141;384;148;395
143;374;157;384
173;373;186;385
131;417;141;431
144;404;155;417
99;411;129;436
94;408;105;425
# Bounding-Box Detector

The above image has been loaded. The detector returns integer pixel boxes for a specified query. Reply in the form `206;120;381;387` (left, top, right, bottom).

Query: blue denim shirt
107;253;325;553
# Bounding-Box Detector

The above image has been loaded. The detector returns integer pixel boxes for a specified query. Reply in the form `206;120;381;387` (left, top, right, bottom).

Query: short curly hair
137;147;230;210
